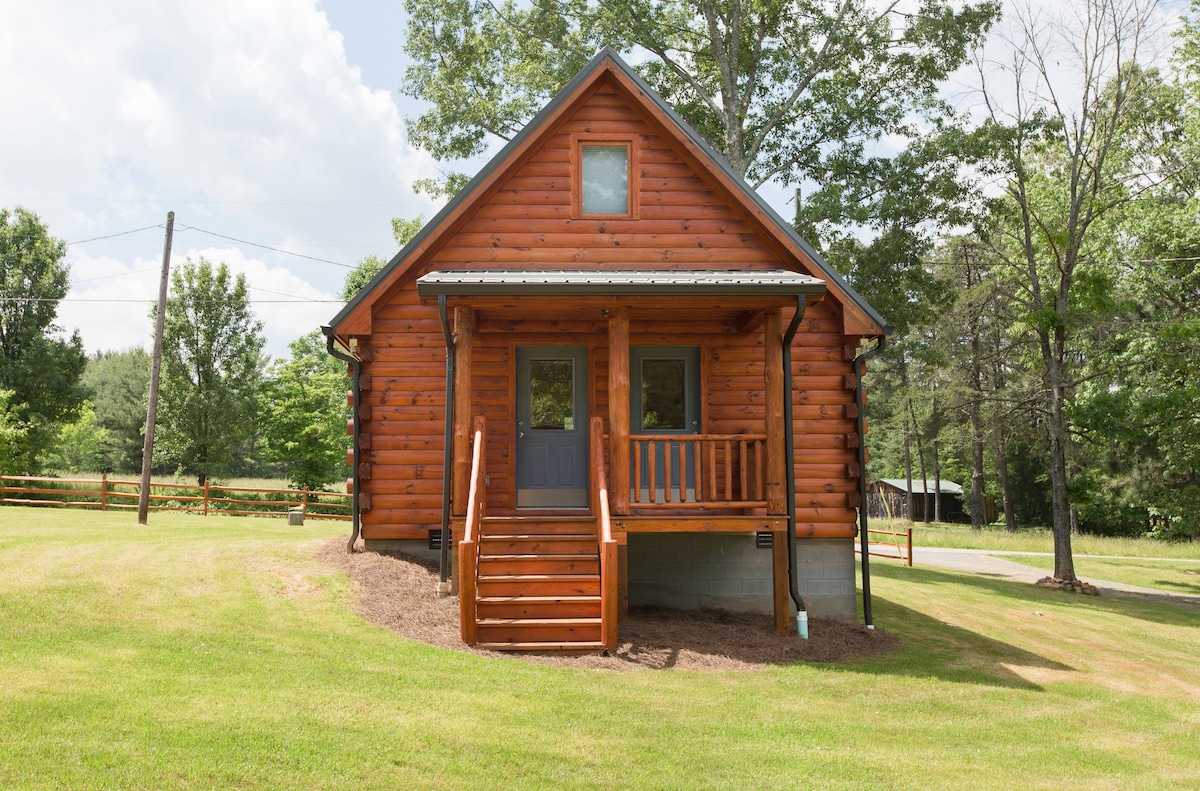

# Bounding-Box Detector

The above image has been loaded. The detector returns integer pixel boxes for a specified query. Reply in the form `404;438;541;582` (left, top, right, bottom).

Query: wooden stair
469;516;605;651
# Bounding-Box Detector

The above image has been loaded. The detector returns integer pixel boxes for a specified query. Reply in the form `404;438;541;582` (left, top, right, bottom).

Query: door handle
518;432;525;439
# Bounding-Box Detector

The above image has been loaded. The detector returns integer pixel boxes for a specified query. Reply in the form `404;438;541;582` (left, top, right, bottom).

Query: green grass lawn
893;518;1200;560
2;506;1198;790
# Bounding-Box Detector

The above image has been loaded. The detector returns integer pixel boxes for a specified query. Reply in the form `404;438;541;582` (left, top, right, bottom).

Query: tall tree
259;331;351;491
974;0;1171;579
156;258;265;485
402;0;998;235
0;206;86;471
82;348;151;473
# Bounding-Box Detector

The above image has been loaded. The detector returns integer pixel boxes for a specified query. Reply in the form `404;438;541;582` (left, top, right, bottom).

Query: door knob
518;432;525;439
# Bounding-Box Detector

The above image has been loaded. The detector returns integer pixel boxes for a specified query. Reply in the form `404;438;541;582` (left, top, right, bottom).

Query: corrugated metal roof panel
875;479;964;495
416;269;827;297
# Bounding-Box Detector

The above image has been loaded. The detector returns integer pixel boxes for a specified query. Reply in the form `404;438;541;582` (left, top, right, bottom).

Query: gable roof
328;47;889;338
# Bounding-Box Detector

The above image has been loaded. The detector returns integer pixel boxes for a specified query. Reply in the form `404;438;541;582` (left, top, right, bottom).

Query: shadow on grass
870;560;1200;629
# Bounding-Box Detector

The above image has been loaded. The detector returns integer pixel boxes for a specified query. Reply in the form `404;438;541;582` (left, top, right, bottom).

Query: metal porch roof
415;269;827;298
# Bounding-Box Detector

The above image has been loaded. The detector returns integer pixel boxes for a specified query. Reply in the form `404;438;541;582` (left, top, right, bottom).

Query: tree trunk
903;415;914;521
908;398;930;523
932;438;942;523
994;413;1016;533
1043;330;1076;581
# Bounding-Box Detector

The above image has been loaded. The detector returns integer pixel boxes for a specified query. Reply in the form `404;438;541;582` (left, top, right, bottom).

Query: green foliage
39;402;109;473
0;389;29;475
259;331;351;491
0;206;87;472
156;258;265;486
81;348;150;473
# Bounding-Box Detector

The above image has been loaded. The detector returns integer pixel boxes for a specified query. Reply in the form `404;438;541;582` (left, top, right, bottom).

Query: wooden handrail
591;417;619;650
459;417;486;645
629;433;768;510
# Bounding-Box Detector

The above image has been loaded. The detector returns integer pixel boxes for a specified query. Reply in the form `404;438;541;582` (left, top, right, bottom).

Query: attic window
574;135;637;218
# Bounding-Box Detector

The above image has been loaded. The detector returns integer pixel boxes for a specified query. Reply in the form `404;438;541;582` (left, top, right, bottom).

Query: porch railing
458;416;486;645
629;433;767;510
590;417;619;649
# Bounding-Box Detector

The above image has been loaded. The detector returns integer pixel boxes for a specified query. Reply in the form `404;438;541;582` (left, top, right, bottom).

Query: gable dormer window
573;135;637;218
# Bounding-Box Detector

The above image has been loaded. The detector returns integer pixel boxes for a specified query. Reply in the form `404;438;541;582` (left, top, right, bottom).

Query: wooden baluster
647;441;657;503
708;440;716;502
740;439;749;501
724;440;733;502
663;441;672;503
754;440;764;500
632;440;642;504
693;440;703;502
678;440;687;503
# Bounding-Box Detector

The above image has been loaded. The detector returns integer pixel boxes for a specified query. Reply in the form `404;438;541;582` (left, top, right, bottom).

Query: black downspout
854;336;887;629
437;296;456;590
782;295;809;638
324;326;361;553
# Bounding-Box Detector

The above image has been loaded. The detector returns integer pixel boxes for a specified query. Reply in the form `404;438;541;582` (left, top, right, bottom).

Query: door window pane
641;359;686;430
529;359;574;430
582;145;629;215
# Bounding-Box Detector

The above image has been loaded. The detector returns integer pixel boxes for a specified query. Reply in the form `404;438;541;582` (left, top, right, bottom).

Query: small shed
868;479;990;523
324;49;889;651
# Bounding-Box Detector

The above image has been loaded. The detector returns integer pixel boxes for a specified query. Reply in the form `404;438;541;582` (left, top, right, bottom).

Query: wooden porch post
452;306;475;517
764;308;786;515
608;307;630;515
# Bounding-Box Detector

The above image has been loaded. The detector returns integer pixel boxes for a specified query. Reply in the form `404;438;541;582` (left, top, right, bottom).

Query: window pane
530;359;574;430
582;145;629;215
642;359;686;430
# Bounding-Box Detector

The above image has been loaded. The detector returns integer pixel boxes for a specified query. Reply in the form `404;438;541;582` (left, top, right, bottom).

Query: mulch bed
314;537;900;671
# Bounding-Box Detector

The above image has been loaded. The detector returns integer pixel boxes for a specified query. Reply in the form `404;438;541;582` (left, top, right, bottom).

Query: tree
259;331;351;491
82;348;151;473
973;0;1172;576
0;390;29;475
157;258;265;485
0;207;87;471
341;215;425;301
40;402;109;473
401;0;998;238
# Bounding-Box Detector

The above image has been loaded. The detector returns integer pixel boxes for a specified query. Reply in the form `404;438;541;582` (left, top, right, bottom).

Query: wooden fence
0;475;351;521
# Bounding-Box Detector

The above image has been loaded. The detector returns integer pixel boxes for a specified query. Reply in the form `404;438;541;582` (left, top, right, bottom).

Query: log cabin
324;48;889;652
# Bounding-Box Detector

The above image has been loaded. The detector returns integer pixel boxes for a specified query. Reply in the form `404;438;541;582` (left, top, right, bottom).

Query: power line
67;225;164;245
0;296;345;304
175;225;353;267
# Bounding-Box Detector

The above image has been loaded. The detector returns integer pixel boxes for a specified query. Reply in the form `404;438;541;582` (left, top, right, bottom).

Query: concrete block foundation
627;533;858;621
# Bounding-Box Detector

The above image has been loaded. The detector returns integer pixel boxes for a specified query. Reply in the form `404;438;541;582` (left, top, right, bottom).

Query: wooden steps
467;516;605;652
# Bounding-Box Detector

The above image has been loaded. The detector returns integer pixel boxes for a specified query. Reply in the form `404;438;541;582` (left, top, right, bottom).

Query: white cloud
1;0;438;355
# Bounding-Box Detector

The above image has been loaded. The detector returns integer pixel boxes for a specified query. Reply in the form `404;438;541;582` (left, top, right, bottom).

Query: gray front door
516;346;589;508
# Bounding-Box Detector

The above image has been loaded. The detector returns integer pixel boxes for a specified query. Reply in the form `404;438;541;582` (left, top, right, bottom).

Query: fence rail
0;475;351;521
856;524;913;566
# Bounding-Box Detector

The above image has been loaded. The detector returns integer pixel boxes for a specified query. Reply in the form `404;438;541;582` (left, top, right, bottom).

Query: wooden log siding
352;86;865;541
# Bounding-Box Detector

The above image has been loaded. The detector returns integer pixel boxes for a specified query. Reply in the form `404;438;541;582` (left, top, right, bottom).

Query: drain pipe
854;336;887;629
436;296;455;594
324;326;361;553
782;295;809;638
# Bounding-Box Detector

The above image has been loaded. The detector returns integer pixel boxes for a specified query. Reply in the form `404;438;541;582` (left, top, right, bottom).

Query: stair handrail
459;416;486;645
590;417;619;649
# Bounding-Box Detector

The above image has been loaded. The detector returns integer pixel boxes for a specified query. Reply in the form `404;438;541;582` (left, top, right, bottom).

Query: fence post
203;479;210;516
100;474;107;511
302;486;308;518
907;527;913;567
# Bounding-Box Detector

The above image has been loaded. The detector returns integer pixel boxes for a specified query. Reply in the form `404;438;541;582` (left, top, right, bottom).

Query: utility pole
138;212;174;525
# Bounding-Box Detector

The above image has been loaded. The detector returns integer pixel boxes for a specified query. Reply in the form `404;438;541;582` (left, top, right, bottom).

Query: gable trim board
328;48;890;342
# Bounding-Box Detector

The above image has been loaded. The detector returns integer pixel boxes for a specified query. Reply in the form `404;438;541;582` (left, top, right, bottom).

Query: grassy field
1;506;1198;790
890;518;1200;560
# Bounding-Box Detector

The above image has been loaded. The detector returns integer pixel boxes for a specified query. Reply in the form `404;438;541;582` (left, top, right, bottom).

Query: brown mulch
314;537;900;671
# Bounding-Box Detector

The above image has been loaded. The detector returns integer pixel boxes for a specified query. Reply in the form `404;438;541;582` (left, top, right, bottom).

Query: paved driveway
869;546;1200;606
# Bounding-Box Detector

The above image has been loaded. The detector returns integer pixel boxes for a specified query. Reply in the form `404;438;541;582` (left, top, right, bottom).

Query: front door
516;346;589;508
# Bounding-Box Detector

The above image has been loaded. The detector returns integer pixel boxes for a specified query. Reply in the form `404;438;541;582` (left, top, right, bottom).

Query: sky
1;0;1190;361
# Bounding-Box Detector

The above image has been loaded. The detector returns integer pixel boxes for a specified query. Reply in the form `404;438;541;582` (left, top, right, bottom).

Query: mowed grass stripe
0;507;1197;789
